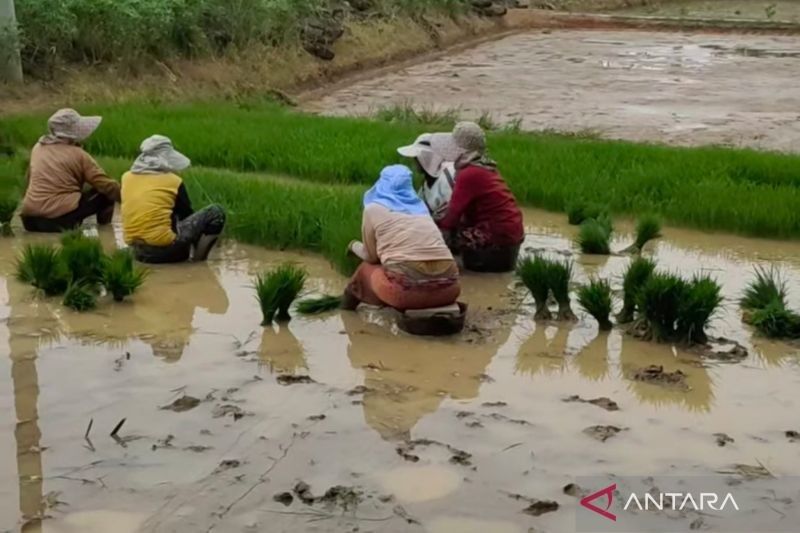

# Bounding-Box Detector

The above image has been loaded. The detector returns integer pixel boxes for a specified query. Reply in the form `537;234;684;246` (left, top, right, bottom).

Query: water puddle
1;209;800;531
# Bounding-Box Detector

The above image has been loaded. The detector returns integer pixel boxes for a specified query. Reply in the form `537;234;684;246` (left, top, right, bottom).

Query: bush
578;278;614;331
16;243;69;296
102;249;148;302
618;256;656;323
255;263;307;324
517;255;552;320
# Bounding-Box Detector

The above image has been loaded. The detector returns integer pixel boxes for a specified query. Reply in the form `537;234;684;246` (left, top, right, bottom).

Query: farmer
397;132;459;222
436;122;524;273
20;108;120;232
121;135;226;263
343;164;460;311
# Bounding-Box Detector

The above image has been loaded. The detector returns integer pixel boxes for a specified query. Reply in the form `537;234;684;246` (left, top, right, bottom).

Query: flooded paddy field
621;1;800;22
2;210;800;532
308;29;800;152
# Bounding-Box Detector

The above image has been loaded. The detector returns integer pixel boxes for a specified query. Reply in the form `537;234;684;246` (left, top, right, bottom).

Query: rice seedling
740;266;787;311
0;195;17;236
547;259;576;321
102;249;149;302
578;279;614;331
748;301;800;339
632;214;662;252
62;281;97;312
60;231;105;284
517;255;552;320
16;243;70;296
255;264;307;324
636;272;688;342
617;256;656;323
296;295;343;315
677;275;723;344
567;201;607;226
578;218;612;255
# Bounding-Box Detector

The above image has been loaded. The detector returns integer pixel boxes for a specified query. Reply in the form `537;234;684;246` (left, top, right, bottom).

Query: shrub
578;218;612;255
63;281;97;312
636;272;688;342
578;279;614;331
16;243;69;296
740;266;787;311
618;256;656;323
548;259;576;321
255;264;307;324
677;275;723;344
102;249;148;302
517;255;552;320
567;201;607;225
296;294;342;315
60;231;105;284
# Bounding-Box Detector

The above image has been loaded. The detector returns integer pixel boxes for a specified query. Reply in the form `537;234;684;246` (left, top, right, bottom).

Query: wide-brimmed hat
397;121;486;163
47;108;102;143
131;135;191;174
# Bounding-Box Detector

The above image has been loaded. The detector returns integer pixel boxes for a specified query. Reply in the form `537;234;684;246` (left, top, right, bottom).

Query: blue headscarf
363;164;429;216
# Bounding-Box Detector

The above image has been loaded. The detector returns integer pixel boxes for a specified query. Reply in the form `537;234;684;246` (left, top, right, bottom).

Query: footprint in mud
160;395;201;413
396;439;473;466
212;404;253;420
563;395;620;412
290;481;362;511
785;430;799;443
276;375;316;386
630;365;690;391
713;433;735;447
505;492;560;517
583;425;626;442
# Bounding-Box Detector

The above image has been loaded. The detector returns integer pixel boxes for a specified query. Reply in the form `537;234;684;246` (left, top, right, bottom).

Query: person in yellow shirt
121;135;225;263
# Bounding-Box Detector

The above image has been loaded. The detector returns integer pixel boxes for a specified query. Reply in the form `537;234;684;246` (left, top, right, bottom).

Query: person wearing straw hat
20;108;121;232
343;164;460;311
397;132;459;222
121;135;226;263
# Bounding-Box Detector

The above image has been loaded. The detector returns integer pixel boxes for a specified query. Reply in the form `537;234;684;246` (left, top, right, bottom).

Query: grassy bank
4;102;800;239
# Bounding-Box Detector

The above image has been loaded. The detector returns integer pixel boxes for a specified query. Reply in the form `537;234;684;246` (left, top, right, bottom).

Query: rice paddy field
2;16;800;533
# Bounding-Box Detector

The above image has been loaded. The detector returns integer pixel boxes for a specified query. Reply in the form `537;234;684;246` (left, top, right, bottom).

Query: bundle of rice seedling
636;272;688;342
740;266;787;311
255;264;307;324
578;218;612;255
567;201;607;226
102;249;149;302
578;279;614;331
296;294;342;315
748;301;800;339
63;281;97;312
617;256;656;323
548;259;576;321
60;231;105;284
16;243;70;296
633;214;662;252
517;255;552;320
0;195;17;236
677;275;723;344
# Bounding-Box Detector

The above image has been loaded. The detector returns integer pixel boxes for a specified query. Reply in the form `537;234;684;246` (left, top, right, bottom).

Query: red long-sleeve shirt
438;164;524;246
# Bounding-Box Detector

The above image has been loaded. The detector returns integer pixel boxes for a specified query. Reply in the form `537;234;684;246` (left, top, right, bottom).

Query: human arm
81;152;121;202
173;183;194;221
437;166;480;231
359;206;380;264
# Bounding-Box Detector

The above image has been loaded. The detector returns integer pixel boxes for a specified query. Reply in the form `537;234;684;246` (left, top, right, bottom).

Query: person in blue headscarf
343;164;460;311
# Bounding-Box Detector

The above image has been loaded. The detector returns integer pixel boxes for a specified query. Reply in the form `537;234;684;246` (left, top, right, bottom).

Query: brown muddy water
308;29;800;152
2;211;800;533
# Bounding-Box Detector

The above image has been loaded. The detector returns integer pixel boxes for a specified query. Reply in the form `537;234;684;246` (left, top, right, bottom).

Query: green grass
296;294;343;315
740;266;787;311
618;256;656;323
102;249;148;302
677;275;723;344
16;243;70;296
633;214;662;252
567;201;607;226
578;278;614;331
0;194;18;236
62;281;98;312
255;263;308;324
578;218;612;255
748;301;800;339
59;231;105;284
637;272;688;342
5;102;800;239
517;255;552;320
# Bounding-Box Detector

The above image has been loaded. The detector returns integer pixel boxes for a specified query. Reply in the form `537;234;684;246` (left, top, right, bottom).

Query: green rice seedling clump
255;264;307;324
740;266;787;311
677;275;723;344
16;243;69;296
618;256;656;323
636;272;688;342
748;301;800;339
578;279;614;331
102;249;148;302
62;281;97;312
567;201;607;226
547;259;576;321
633;214;662;252
0;195;18;236
578;218;612;255
296;295;343;315
517;255;552;320
60;231;105;284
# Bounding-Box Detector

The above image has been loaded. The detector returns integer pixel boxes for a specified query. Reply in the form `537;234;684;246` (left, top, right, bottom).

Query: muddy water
1;211;800;532
308;30;800;152
622;1;800;22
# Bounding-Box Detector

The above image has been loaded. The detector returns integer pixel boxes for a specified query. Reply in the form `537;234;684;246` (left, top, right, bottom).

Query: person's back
453;164;524;246
23;143;91;218
121;172;183;247
364;203;453;266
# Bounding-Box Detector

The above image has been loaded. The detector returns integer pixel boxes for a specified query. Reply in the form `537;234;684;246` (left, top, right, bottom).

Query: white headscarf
130;135;191;175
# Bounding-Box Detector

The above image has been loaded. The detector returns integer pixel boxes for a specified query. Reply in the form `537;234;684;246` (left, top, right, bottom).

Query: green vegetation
748;301;800;339
624;214;662;254
102;249;148;302
0;195;18;236
296;295;343;315
517;255;552;320
578;218;612;255
16;243;70;296
63;281;98;312
677;275;723;344
567;201;607;226
255;264;308;324
548;259;576;321
637;272;688;342
60;231;105;284
618;256;656;323
740;266;800;339
578;279;614;331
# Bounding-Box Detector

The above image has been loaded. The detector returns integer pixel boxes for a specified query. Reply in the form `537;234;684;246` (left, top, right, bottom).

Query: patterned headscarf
363;165;429;216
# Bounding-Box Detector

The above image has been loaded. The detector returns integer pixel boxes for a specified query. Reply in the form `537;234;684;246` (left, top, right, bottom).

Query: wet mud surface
2;210;800;532
309;30;800;152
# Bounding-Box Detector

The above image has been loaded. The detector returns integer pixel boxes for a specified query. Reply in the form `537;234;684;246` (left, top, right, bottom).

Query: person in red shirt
436;122;524;272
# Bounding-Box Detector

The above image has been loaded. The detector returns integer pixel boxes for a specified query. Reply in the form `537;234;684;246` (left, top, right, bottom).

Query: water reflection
515;324;570;377
259;324;307;374
573;331;613;381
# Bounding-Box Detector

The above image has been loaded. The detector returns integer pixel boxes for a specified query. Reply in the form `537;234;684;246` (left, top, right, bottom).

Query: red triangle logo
580;483;617;522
